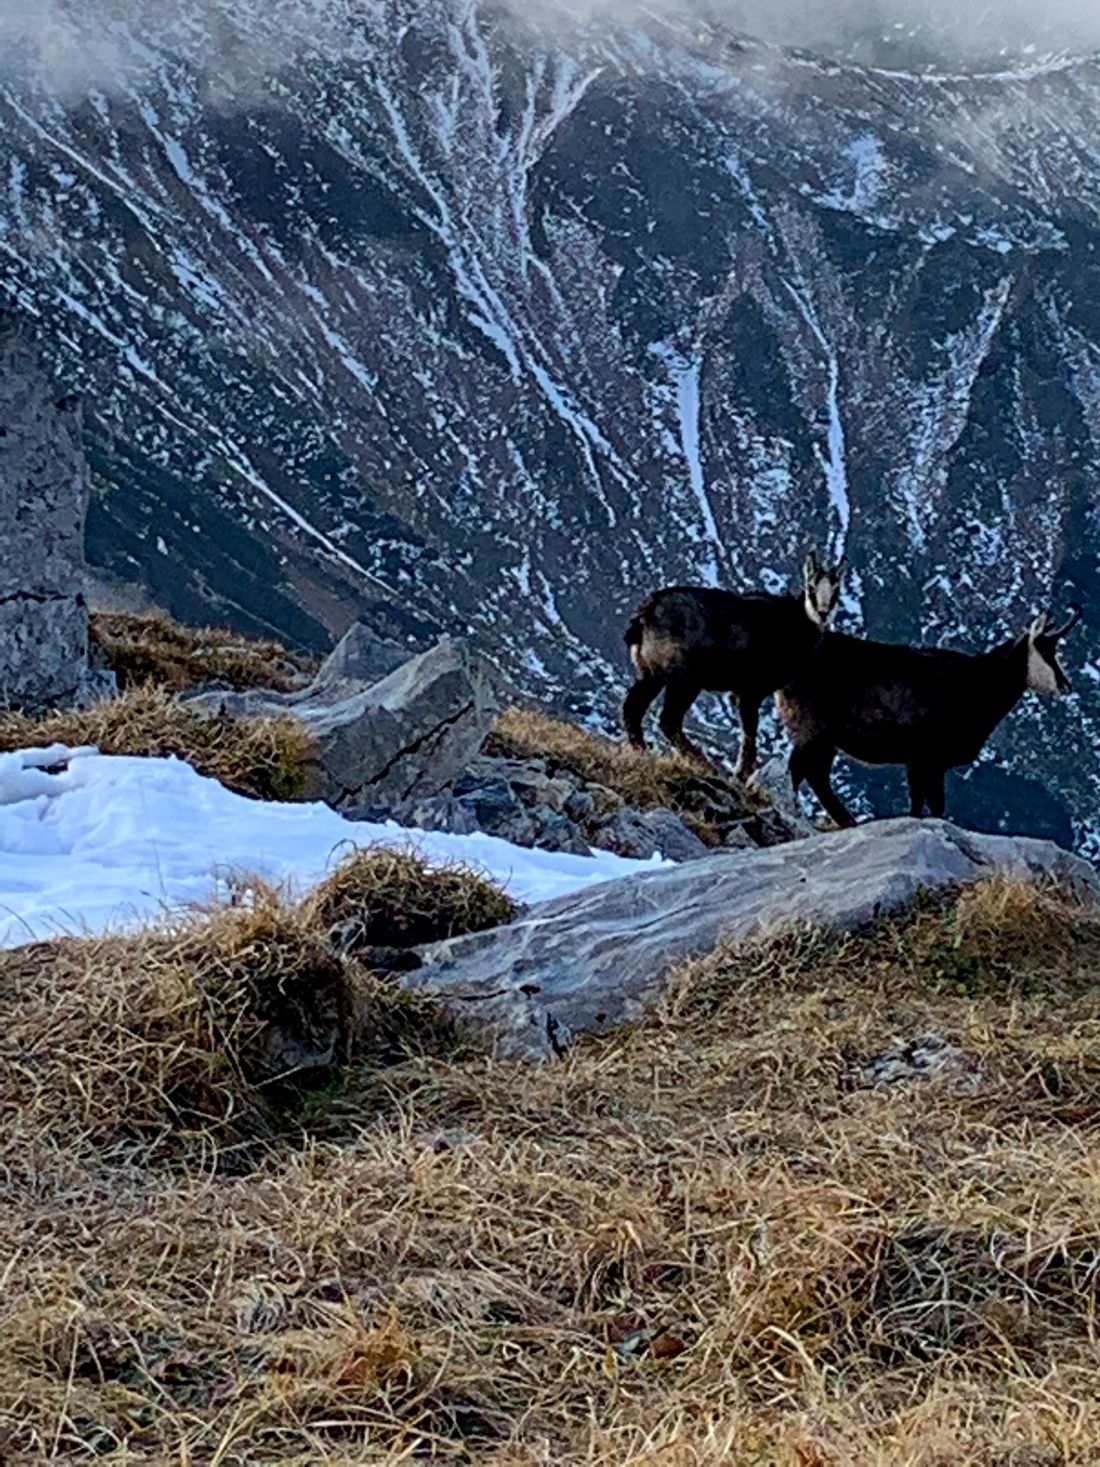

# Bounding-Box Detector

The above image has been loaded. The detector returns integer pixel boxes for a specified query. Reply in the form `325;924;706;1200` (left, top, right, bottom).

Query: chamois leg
622;672;665;749
658;677;716;772
906;766;928;818
732;693;760;783
792;742;856;829
907;766;946;820
924;767;946;820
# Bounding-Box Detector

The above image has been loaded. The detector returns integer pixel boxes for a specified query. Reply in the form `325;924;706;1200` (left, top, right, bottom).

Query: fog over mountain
5;0;1100;94
520;0;1100;65
2;0;1098;847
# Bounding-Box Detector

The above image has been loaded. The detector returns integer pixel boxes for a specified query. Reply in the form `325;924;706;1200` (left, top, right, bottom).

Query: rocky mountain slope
1;0;1097;847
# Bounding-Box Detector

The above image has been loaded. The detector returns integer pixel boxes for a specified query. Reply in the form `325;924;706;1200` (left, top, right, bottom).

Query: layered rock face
189;630;497;809
0;315;91;710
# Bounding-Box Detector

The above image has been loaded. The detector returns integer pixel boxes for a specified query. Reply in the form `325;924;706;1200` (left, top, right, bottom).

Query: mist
524;0;1100;67
0;0;354;101
1;0;1099;104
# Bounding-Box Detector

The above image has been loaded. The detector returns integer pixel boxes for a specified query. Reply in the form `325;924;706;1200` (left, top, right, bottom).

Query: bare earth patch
4;875;1100;1462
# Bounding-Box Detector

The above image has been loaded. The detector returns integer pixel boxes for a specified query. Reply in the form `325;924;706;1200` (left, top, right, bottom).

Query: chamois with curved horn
622;551;845;780
777;604;1083;827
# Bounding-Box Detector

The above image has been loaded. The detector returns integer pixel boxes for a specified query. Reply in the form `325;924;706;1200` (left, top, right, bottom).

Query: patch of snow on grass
0;750;667;949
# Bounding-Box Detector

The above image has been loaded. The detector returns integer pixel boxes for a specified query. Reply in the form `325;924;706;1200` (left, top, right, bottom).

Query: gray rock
459;756;578;814
523;774;576;813
531;806;592;856
465;753;549;779
720;824;756;851
563;787;597;823
451;772;522;822
0;315;92;709
344;803;396;826
595;806;710;862
310;620;415;692
190;637;495;809
747;756;817;840
405;818;1100;1060
861;1035;982;1095
72;667;119;708
393;794;481;836
446;763;592;854
586;782;625;815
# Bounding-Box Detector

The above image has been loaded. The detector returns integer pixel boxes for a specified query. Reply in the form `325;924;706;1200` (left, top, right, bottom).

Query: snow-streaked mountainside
1;1;1098;848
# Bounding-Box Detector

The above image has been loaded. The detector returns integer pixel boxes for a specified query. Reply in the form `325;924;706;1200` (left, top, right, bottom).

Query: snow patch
0;750;668;950
782;282;851;556
650;342;725;583
820;134;889;215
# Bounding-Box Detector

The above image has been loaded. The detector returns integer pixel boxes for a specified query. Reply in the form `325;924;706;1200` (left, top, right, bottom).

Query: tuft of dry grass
7;875;1100;1462
0;685;314;801
90;610;317;694
0;887;351;1174
487;707;762;840
0;879;461;1181
304;844;518;959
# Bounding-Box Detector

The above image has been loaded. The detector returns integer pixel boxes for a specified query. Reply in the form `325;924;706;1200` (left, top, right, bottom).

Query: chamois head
803;550;844;629
1024;604;1082;696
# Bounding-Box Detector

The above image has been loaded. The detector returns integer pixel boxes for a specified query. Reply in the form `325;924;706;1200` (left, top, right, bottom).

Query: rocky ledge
362;752;803;862
187;619;808;859
403;819;1100;1060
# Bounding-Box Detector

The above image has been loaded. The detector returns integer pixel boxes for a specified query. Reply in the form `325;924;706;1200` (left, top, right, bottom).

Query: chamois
777;605;1083;827
622;552;844;780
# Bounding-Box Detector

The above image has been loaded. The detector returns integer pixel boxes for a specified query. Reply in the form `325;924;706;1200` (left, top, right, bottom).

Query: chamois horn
1053;603;1083;639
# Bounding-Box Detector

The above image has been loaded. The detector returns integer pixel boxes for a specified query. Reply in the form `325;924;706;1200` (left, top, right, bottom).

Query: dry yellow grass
5;875;1100;1462
487;707;762;840
305;845;518;954
0;685;314;801
90;611;317;694
0;888;354;1175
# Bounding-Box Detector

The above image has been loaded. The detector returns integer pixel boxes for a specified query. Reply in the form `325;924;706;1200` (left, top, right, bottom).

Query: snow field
0;747;667;950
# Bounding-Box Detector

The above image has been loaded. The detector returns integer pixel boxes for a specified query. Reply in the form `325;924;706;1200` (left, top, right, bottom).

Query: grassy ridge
89;611;317;694
0;685;314;802
5;875;1100;1462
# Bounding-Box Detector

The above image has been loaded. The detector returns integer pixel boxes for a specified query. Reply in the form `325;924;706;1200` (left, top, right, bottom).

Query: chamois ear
1027;612;1050;640
803;550;820;585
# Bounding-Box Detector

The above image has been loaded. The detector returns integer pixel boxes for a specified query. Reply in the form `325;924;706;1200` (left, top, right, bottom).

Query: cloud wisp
1;0;1097;104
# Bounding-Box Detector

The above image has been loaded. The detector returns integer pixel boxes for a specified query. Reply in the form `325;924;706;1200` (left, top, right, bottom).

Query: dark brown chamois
776;605;1083;827
622;552;844;780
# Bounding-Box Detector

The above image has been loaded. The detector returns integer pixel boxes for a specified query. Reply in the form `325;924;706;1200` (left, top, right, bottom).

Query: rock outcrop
308;620;417;690
748;755;818;840
405;819;1100;1060
0;313;95;709
380;752;713;860
189;630;496;808
361;748;806;861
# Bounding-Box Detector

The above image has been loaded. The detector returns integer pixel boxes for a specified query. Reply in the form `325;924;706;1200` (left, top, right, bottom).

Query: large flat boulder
189;634;496;808
405;818;1100;1060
